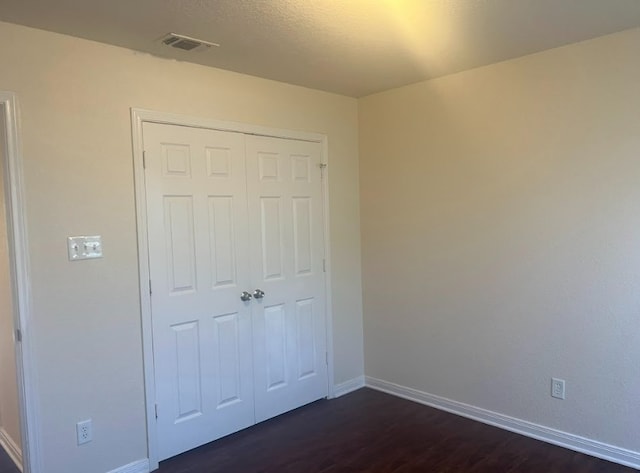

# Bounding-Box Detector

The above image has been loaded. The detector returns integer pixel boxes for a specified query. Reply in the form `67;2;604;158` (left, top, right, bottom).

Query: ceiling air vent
160;33;219;52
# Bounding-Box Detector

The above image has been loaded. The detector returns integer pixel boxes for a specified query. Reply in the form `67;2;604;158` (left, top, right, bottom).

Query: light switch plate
68;236;103;261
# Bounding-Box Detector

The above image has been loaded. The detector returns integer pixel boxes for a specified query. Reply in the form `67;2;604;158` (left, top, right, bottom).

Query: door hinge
149;279;152;295
15;329;22;342
155;403;158;419
142;151;147;169
323;259;326;272
319;163;327;179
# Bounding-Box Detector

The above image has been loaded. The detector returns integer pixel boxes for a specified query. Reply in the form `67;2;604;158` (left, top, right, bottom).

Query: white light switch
68;236;103;261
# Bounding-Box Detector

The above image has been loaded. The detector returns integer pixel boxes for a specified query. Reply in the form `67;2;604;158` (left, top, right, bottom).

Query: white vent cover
160;33;219;52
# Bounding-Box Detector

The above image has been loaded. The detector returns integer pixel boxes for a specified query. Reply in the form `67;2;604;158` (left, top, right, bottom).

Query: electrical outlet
551;378;566;400
76;419;92;445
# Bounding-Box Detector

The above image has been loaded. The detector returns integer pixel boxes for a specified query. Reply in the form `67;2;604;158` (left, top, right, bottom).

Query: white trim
130;108;334;471
0;92;41;473
333;376;365;398
0;427;22;471
366;376;640;470
319;136;335;398
131;109;325;143
106;458;150;473
130;109;159;471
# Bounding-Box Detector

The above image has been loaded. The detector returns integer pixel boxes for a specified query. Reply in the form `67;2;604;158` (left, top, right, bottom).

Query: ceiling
1;0;640;97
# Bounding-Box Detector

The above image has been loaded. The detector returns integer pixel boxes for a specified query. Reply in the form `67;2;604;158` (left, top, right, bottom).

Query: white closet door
143;123;254;461
245;135;328;422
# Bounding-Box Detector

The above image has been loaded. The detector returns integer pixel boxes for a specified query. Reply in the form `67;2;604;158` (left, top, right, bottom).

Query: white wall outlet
76;419;92;445
551;378;566;400
68;235;103;261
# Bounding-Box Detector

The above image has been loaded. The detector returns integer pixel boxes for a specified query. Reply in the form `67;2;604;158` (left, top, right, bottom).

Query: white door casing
141;118;330;463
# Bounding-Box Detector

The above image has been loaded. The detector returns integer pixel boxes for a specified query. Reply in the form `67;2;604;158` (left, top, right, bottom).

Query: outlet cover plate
551;378;566;400
76;419;92;445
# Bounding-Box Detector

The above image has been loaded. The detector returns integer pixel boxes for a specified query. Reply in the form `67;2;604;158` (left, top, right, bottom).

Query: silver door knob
253;289;265;299
240;291;253;301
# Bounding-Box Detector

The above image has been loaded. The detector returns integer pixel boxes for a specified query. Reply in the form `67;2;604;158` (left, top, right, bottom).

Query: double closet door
143;123;328;461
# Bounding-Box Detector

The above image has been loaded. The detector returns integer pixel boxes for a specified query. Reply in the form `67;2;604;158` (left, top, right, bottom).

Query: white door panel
144;123;254;461
246;136;328;422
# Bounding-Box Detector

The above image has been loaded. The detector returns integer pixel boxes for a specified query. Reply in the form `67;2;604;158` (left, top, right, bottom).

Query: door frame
130;108;335;471
0;91;42;473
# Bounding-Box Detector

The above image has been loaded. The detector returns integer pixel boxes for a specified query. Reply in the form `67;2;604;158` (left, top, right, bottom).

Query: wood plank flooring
0;446;19;473
156;388;635;473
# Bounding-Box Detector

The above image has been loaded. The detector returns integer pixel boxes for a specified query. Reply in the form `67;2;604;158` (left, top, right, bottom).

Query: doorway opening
0;100;22;473
0;92;40;473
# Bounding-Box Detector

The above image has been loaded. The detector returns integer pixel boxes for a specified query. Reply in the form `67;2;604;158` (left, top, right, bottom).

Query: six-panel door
245;135;328;423
144;123;254;460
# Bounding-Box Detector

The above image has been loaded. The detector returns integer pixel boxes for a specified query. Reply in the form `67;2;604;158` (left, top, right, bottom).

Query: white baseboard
106;458;150;473
365;376;640;471
333;375;365;398
0;427;22;472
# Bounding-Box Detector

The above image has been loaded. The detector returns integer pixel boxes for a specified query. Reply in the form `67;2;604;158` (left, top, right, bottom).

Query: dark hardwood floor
0;446;19;473
157;388;634;473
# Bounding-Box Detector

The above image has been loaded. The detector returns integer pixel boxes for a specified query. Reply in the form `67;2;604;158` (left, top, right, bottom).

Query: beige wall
360;28;640;452
0;104;22;454
0;21;363;473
